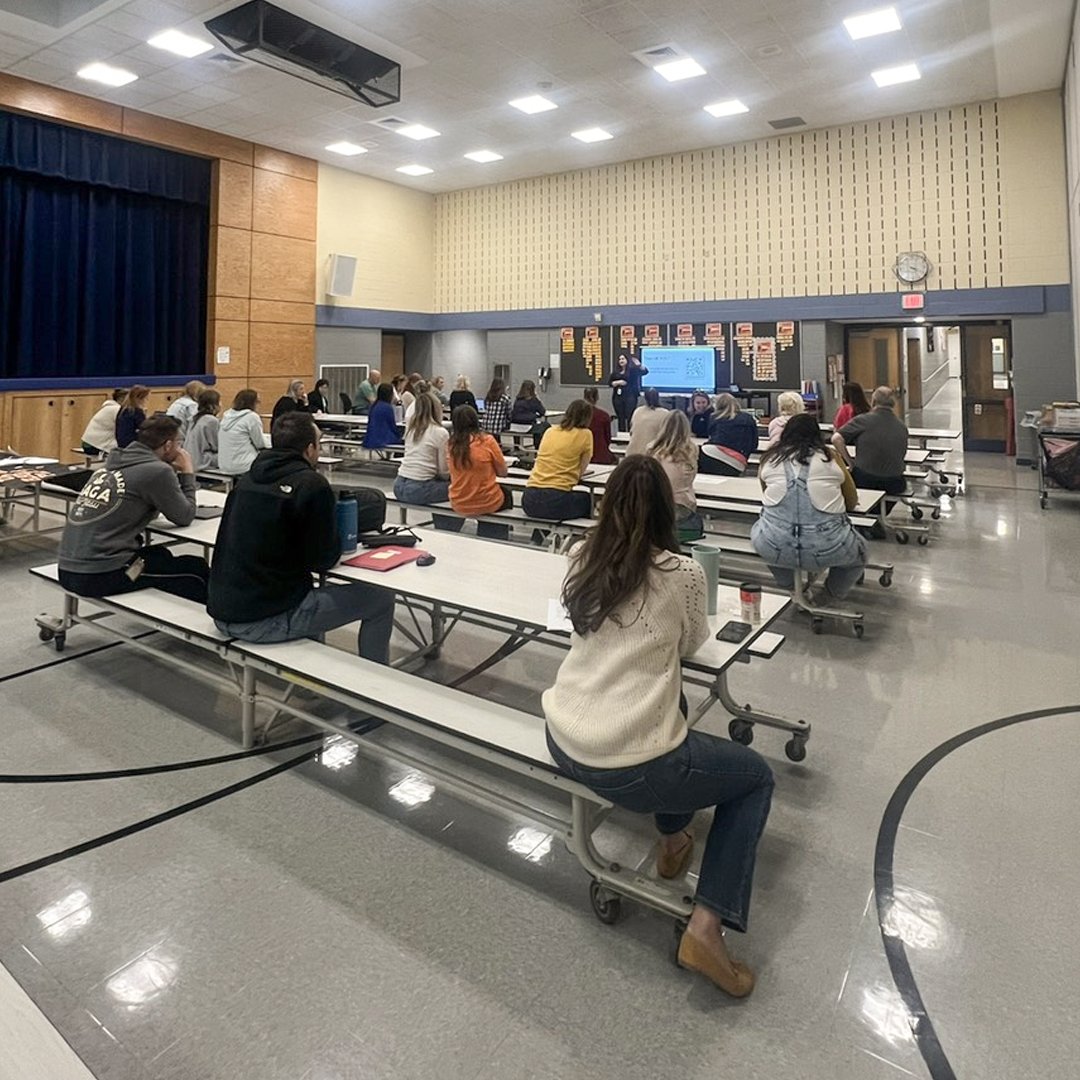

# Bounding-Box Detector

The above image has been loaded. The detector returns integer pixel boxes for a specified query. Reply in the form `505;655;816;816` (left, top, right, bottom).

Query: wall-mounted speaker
326;253;358;298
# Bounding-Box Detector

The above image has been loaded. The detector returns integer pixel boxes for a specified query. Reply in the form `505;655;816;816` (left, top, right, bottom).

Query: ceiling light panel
844;7;903;40
653;57;706;81
464;150;503;162
872;63;921;87
397;164;433;176
397;123;440;140
326;141;367;156
147;29;214;58
704;99;749;117
572;127;613;142
509;95;557;114
77;63;138;87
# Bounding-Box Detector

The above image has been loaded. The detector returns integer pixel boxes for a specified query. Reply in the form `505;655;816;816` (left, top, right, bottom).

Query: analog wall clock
894;251;931;284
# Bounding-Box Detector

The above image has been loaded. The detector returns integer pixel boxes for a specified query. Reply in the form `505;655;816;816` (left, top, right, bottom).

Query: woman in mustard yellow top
523;399;594;523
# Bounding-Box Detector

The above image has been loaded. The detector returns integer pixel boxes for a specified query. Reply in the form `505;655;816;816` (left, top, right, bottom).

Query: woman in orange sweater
447;405;512;540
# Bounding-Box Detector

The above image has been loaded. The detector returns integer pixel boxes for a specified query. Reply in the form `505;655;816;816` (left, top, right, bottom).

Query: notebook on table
344;547;426;572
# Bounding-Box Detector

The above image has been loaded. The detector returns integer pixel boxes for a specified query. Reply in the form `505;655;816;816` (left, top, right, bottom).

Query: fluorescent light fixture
844;7;902;40
572;127;613;143
509;94;557;114
396;164;433;176
397;123;440;140
77;62;138;87
704;99;749;117
872;63;921;87
465;149;503;163
653;57;706;81
147;28;214;57
325;141;367;156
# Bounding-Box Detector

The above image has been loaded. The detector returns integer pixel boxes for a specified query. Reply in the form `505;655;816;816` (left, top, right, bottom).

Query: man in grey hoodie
58;416;209;602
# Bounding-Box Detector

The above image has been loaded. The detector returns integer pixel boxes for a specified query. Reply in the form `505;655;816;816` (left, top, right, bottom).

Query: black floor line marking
0;630;157;685
0;749;318;885
874;704;1080;1080
0;732;323;783
0;717;382;884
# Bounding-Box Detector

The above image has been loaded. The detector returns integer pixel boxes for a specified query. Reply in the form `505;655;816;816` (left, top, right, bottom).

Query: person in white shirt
392;392;456;529
165;380;205;441
218;389;267;475
752;413;866;599
625;387;668;455
646;409;703;542
543;455;774;998
80;389;125;455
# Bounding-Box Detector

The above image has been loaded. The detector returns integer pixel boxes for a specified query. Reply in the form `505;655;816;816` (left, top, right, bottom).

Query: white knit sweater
543;553;709;768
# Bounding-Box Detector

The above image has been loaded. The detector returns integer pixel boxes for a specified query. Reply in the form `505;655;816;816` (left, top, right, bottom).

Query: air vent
205;0;401;107
631;43;686;68
769;116;806;130
369;116;409;130
756;44;784;58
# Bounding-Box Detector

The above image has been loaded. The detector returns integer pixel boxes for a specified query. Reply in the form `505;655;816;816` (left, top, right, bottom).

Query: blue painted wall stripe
316;285;1069;332
0;374;215;392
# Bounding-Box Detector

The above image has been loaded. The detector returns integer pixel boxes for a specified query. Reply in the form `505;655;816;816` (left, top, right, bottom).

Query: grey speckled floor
1;408;1079;1080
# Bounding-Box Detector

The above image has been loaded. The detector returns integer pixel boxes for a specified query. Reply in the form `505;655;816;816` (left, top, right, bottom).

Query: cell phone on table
716;620;752;643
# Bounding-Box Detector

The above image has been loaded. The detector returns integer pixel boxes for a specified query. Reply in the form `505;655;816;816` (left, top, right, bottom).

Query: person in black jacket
208;412;395;662
307;379;331;415
271;380;308;425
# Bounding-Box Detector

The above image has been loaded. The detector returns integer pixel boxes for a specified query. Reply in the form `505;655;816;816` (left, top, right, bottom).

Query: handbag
339;486;387;533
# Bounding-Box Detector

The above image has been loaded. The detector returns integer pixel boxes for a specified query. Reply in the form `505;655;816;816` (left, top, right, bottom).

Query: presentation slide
640;346;716;392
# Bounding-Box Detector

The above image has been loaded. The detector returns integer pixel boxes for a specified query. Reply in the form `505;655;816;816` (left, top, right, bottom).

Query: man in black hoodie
208;412;395;662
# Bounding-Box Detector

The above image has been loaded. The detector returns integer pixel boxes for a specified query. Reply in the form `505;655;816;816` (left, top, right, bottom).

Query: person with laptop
209;412;395;664
58;415;208;602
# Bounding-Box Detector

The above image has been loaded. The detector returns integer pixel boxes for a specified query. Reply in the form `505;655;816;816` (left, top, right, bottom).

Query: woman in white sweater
218;389;266;475
624;387;668;455
80;389;125;455
393;392;456;530
543;455;774;998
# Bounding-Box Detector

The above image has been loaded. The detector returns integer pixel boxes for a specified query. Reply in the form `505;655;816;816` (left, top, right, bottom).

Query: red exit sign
901;293;925;310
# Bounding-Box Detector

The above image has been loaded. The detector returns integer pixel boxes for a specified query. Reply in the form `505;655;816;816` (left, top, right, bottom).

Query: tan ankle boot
677;930;756;997
656;832;694;879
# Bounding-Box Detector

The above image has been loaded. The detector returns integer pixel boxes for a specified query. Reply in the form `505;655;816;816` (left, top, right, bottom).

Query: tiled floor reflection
1;395;1079;1079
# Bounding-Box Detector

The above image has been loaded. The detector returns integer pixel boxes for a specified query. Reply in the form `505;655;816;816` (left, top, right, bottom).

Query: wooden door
847;329;903;410
906;336;923;410
9;394;63;459
61;394;107;463
381;333;405;379
961;323;1012;452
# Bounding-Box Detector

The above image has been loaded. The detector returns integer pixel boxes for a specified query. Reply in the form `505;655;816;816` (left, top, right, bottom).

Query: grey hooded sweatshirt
58;443;196;574
218;408;266;475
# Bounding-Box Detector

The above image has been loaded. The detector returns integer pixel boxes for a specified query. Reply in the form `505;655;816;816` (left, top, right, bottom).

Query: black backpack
340;486;386;534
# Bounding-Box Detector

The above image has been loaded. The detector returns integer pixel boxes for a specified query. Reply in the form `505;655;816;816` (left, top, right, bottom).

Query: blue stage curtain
0;110;210;379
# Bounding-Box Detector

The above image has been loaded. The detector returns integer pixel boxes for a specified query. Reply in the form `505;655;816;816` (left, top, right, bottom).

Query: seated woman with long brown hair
543;455;774;998
447;405;512;539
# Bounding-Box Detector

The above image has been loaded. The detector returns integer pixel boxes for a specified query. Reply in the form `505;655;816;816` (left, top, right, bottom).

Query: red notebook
344;547;426;572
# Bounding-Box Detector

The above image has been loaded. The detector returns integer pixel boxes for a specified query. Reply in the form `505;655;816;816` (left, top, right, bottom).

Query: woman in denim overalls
751;414;867;600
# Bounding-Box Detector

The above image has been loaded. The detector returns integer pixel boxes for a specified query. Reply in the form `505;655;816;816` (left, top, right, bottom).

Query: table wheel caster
728;718;754;745
917;535;929;546
895;530;909;545
589;880;622;925
785;737;808;762
852;620;865;639
811;616;824;634
931;508;941;520
911;506;923;520
878;571;892;587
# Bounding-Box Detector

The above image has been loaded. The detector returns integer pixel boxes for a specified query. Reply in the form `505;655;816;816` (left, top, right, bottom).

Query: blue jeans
215;582;395;663
393;475;457;531
546;730;774;932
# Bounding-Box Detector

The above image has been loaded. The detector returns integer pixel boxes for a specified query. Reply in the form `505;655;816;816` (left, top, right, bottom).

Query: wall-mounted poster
731;321;801;390
559;325;611;385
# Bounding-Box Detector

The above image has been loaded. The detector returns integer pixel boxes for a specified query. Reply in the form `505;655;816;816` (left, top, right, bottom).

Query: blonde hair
647;409;698;472
455;374;470;391
287;379;305;399
713;393;739;420
777;391;805;417
406;391;443;442
185;379;205;400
